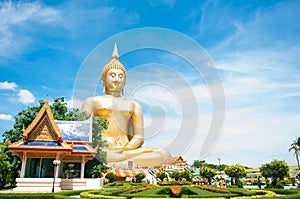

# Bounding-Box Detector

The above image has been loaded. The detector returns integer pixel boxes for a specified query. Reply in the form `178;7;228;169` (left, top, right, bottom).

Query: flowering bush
169;186;183;197
123;186;155;194
195;185;230;193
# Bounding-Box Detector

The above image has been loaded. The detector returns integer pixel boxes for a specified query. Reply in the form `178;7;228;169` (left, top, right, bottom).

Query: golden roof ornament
45;96;49;105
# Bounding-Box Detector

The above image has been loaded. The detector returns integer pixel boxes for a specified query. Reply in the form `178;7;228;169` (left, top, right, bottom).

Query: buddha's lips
112;82;120;88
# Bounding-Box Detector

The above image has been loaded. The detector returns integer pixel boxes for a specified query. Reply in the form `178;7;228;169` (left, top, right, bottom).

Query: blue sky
0;0;299;168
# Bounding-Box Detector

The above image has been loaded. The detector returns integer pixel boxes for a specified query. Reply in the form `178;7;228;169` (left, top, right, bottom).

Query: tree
180;170;194;182
169;170;181;181
192;160;206;168
156;171;168;182
224;164;246;186
88;160;109;178
0;151;11;188
192;160;228;171
289;137;300;170
1;100;45;186
85;117;109;178
200;166;216;184
260;159;289;187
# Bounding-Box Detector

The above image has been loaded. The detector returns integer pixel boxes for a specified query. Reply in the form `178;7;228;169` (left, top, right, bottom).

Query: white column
20;152;27;178
55;153;60;178
81;156;85;179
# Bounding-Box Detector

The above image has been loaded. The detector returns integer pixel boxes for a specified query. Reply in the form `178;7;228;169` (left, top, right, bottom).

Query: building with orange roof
161;155;187;172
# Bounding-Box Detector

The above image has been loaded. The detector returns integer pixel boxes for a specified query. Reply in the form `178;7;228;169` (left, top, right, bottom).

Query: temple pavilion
161;155;188;173
8;98;101;192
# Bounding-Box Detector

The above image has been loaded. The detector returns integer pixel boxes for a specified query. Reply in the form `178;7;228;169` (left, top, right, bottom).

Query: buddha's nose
113;77;119;83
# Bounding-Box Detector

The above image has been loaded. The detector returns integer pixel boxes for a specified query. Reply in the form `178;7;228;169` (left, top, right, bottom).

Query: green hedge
0;190;87;199
54;190;87;198
158;181;192;186
226;188;256;196
0;193;54;199
80;190;126;199
262;188;300;199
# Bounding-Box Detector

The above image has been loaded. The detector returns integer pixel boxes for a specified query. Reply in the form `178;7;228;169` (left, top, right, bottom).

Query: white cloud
0;81;17;90
17;89;35;104
0;113;13;121
0;1;60;24
0;1;61;61
0;81;36;105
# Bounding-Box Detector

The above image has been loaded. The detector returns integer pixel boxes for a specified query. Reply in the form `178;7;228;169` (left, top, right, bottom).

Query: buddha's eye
110;73;115;78
119;74;123;79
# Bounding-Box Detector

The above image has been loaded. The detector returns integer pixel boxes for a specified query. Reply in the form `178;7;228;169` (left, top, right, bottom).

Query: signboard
55;117;93;142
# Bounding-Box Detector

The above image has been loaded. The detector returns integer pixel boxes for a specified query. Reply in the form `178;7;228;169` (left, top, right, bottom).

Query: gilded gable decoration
22;98;62;142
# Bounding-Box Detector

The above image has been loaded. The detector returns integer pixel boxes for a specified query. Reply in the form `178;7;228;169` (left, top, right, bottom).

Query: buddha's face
104;68;126;93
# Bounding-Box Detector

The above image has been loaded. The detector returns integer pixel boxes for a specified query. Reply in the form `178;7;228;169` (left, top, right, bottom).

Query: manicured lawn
121;187;169;198
183;186;237;198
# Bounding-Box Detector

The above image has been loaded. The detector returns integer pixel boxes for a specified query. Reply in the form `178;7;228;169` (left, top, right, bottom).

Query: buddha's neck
106;91;121;97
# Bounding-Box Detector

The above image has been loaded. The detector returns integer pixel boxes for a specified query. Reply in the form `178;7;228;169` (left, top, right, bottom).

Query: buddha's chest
93;98;134;117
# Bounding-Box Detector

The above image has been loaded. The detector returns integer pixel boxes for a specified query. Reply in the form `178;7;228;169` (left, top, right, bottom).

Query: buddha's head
101;44;126;95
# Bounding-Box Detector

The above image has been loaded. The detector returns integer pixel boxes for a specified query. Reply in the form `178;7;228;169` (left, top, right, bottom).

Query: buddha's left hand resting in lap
81;44;171;167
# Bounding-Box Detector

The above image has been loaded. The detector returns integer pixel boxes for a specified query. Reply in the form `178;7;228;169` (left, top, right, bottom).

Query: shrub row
132;198;227;199
80;191;126;199
0;190;87;199
232;190;276;199
0;193;54;199
263;188;300;199
158;181;192;186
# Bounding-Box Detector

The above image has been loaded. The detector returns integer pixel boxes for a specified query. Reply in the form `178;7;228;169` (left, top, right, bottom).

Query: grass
121;187;169;198
183;186;237;198
98;182;238;199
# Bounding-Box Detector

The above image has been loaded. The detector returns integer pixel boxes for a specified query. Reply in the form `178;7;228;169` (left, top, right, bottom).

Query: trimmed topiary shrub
105;172;118;182
135;173;146;183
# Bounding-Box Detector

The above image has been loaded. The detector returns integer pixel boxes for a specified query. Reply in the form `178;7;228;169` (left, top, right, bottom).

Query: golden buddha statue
81;44;171;167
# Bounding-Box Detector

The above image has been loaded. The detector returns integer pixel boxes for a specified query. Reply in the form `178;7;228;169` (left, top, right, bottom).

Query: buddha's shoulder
129;99;142;109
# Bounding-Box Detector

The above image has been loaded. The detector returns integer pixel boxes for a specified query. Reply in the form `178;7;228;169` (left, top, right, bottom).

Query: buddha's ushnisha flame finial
112;43;119;60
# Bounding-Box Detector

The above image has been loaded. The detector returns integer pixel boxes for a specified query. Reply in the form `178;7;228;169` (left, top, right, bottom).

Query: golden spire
45;96;49;105
112;43;119;60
